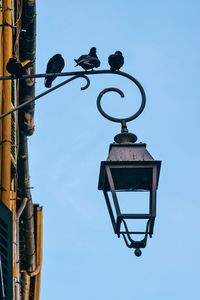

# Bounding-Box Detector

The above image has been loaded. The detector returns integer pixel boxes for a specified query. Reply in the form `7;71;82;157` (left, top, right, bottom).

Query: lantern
98;133;161;256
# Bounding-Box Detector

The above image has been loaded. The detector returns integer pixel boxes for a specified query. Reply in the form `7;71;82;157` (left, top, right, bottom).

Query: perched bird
108;51;124;71
74;47;100;70
44;54;65;88
6;58;25;77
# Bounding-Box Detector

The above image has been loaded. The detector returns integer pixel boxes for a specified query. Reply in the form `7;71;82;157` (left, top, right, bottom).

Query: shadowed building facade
0;0;42;299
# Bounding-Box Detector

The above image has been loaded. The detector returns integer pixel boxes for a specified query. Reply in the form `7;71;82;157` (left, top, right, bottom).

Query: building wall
0;1;42;299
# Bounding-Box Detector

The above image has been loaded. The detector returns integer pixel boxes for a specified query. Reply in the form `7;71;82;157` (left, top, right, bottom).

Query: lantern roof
107;142;155;162
98;142;161;191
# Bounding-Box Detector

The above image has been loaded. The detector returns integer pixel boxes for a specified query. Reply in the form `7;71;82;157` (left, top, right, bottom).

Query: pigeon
74;47;100;70
44;54;65;88
6;58;26;77
108;51;124;71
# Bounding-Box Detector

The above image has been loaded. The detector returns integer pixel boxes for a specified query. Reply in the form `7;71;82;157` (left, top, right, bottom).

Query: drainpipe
17;133;36;274
23;195;36;273
32;205;43;299
15;197;28;300
19;0;36;136
21;271;30;300
18;0;37;275
1;0;12;209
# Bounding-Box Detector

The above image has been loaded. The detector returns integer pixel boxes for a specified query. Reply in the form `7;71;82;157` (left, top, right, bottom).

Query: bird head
89;47;97;55
53;54;62;58
115;51;122;55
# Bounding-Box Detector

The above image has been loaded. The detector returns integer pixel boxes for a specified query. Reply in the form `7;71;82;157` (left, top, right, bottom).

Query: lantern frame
98;142;161;253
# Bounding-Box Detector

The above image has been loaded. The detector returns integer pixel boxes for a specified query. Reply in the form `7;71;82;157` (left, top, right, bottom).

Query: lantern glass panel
116;191;150;214
106;191;118;220
101;165;154;191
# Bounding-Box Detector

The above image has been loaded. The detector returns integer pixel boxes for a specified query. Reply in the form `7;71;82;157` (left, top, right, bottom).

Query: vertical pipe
2;3;14;299
21;271;30;300
33;206;43;300
18;134;36;273
1;0;13;209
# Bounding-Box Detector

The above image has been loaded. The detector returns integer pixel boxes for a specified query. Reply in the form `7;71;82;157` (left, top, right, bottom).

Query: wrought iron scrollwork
0;70;146;123
96;71;146;126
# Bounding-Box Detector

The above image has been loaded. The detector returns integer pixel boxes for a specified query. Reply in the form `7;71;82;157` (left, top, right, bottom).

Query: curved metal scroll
96;71;146;125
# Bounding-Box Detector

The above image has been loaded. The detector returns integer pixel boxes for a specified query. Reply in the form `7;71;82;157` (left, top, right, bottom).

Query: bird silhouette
6;58;26;77
44;54;65;88
74;47;100;70
108;51;124;71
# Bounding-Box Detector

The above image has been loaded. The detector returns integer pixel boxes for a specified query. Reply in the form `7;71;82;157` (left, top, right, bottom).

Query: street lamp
98;136;161;256
96;74;161;256
0;69;161;256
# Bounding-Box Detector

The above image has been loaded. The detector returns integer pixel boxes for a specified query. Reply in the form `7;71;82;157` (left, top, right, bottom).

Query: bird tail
44;78;52;88
74;59;79;66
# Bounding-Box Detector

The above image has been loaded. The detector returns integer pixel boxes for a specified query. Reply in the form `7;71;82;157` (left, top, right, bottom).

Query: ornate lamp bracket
0;70;146;131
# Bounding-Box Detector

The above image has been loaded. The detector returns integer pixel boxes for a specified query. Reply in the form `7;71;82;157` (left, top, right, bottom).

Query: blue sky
29;1;200;299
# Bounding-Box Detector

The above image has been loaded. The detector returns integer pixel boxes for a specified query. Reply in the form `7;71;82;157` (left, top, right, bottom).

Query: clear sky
29;1;200;299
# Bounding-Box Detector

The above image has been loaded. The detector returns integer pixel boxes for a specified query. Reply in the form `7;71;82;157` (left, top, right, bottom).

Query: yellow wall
1;0;12;209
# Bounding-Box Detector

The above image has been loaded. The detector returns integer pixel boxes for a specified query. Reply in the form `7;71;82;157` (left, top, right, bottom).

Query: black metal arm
0;70;146;127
